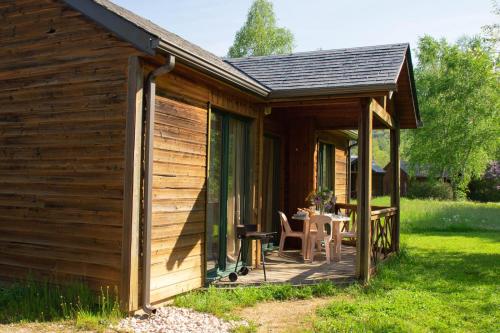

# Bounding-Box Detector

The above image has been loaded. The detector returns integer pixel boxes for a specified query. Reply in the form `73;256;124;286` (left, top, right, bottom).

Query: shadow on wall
165;185;206;272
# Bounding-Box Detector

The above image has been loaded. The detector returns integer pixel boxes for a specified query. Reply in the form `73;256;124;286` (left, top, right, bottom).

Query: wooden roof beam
370;97;394;129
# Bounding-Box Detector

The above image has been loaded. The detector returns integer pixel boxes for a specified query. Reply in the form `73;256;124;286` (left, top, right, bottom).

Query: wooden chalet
350;156;386;198
0;0;420;312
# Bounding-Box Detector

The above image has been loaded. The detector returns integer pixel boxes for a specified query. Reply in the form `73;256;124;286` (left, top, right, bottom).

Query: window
317;142;334;191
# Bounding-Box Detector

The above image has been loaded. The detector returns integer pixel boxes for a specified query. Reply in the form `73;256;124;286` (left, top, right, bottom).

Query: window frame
317;141;335;192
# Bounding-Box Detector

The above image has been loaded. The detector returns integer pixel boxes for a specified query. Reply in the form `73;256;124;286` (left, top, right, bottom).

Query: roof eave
157;41;270;97
64;0;270;98
339;130;358;140
405;47;422;128
63;0;159;55
267;83;398;100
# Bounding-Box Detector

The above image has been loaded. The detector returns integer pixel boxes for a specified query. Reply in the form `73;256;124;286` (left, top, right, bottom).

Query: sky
112;0;497;57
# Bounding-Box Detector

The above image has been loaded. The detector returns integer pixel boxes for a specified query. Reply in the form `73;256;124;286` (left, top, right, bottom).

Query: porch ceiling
270;97;393;130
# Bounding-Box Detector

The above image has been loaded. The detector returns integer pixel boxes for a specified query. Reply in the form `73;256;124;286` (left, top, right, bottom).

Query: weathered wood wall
0;0;138;289
383;162;409;196
287;118;316;215
149;63;263;304
263;110;351;216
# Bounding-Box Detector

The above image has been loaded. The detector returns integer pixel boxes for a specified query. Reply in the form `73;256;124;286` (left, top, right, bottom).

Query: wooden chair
277;211;307;256
308;215;334;263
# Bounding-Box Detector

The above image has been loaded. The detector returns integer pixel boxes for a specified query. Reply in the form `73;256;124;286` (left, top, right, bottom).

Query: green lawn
175;198;500;332
310;198;500;332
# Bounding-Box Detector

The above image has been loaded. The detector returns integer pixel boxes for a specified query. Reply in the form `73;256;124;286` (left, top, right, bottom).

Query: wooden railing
370;207;397;264
334;203;398;264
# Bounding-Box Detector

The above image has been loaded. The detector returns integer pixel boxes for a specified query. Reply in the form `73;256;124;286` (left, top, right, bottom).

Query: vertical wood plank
204;102;211;282
121;56;144;312
356;99;372;282
390;102;401;252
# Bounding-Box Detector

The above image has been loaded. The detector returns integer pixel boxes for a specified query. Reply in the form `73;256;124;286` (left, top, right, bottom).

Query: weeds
0;279;122;330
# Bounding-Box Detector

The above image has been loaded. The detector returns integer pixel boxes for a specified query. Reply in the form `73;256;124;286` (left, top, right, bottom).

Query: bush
468;177;500;202
468;162;500;202
406;180;453;200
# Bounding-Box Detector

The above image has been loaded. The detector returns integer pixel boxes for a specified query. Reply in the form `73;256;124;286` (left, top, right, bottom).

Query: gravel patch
114;306;248;333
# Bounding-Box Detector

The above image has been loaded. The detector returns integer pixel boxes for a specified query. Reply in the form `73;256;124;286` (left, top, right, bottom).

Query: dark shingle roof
66;0;416;108
350;156;386;174
68;0;268;93
226;44;408;96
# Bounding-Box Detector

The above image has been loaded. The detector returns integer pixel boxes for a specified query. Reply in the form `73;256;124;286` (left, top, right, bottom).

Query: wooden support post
255;108;265;266
356;99;372;283
121;56;144;312
390;106;401;252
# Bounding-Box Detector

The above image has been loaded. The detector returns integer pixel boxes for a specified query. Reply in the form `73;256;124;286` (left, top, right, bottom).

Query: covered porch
252;92;407;283
220;44;420;285
218;201;399;285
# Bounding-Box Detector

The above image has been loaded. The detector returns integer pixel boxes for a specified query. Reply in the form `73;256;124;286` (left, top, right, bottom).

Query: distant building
383;161;449;196
350;156;386;198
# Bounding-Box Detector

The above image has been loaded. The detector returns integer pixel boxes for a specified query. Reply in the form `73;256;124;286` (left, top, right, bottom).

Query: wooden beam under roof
370;97;394;129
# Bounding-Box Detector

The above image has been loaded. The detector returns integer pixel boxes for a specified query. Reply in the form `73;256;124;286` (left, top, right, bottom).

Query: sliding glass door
207;110;250;277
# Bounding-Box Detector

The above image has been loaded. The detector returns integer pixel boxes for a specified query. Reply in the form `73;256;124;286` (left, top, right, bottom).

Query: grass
309;197;500;332
174;281;339;320
174;197;500;332
0;280;123;332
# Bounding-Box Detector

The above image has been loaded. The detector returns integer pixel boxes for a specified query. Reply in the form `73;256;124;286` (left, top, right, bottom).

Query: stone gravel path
114;306;248;333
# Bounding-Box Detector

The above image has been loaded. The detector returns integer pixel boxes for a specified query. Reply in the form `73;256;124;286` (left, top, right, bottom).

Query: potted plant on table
306;189;336;215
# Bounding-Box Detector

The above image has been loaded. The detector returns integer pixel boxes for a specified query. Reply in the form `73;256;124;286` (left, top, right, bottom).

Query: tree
403;36;500;199
481;0;499;60
228;0;294;58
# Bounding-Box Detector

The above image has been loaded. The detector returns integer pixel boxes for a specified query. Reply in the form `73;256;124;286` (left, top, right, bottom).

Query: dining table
291;212;351;262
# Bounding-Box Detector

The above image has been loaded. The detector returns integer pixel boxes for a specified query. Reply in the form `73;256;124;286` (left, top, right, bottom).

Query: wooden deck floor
216;245;357;286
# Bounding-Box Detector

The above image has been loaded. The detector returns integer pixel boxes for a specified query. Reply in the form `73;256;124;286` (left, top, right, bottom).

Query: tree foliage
228;0;294;58
404;35;500;198
481;0;500;62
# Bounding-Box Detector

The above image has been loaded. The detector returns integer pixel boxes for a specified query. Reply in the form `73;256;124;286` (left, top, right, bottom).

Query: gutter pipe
142;54;176;314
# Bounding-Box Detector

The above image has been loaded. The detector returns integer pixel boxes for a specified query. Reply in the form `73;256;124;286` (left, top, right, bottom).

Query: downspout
142;54;175;314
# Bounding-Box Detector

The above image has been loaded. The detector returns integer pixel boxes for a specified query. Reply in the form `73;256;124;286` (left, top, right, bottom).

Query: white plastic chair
278;211;307;256
308;215;334;263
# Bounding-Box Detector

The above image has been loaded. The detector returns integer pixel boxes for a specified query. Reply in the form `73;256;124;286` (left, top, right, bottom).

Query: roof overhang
405;47;422;128
156;41;270;97
268;83;398;100
338;130;358;140
64;0;420;128
64;0;159;55
63;0;270;97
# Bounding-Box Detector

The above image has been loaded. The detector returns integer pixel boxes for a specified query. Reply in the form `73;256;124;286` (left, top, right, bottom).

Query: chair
338;207;357;241
277;211;307;257
308;215;334;263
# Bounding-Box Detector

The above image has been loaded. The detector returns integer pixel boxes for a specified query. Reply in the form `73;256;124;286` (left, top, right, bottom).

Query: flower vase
318;204;325;215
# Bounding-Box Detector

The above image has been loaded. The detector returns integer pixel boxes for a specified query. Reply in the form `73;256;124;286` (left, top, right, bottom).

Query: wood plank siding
0;0;138;290
148;63;263;304
263;111;351;216
150;96;207;302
